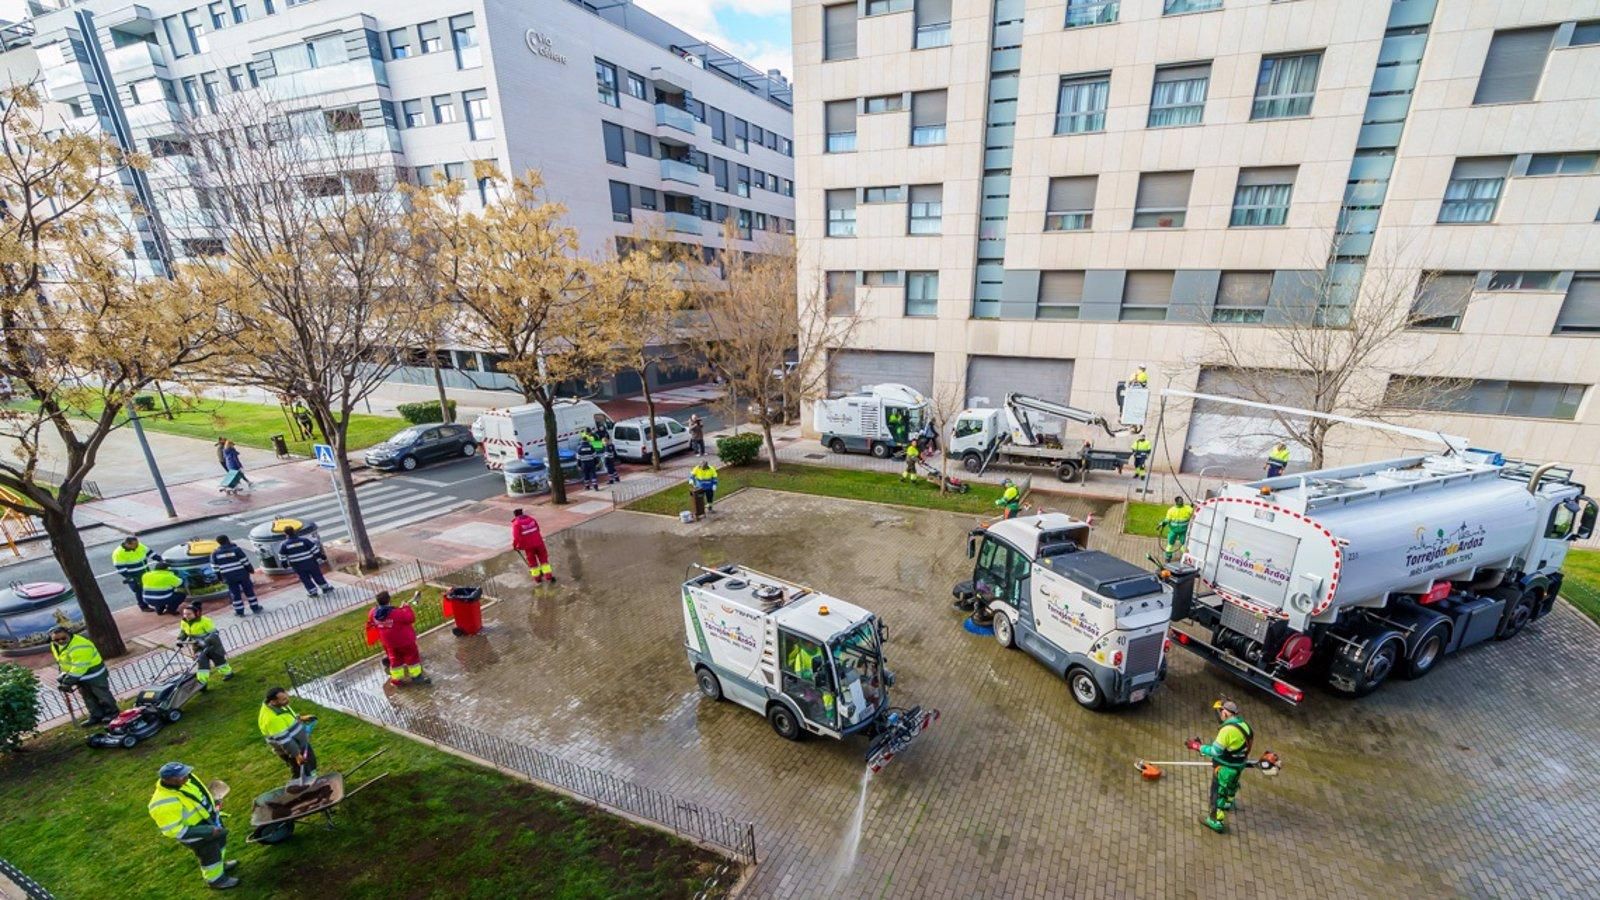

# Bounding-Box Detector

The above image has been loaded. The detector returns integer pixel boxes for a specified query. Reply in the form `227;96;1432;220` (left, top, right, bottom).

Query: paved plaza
305;491;1600;898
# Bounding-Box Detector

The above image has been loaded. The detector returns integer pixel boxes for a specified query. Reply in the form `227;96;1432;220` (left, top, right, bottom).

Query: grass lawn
0;589;728;899
626;463;1010;517
1561;548;1600;626
1124;501;1165;536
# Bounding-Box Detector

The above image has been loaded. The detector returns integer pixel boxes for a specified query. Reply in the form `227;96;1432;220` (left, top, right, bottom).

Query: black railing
0;857;55;900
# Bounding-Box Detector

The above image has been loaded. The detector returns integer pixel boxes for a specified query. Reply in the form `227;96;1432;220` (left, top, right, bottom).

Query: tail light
1173;631;1191;645
1113;651;1124;667
515;444;525;458
1272;681;1304;703
1163;639;1171;652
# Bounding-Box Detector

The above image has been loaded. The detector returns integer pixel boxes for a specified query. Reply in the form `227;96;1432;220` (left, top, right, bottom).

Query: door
612;425;641;458
1180;367;1313;476
416;428;446;462
827;350;934;396
779;630;837;729
965;355;1074;407
665;419;688;454
973;536;1027;611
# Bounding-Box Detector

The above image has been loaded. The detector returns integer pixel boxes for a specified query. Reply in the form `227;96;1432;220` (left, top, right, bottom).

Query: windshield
829;620;884;726
390;427;425;445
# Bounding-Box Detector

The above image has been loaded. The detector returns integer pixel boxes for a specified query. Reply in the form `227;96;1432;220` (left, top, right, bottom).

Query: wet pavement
306;491;1600;898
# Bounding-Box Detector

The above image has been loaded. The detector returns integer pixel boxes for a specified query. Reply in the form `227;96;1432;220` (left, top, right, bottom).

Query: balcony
649;65;690;93
104;40;167;80
664;211;702;234
124;97;181;130
269;59;386;101
659;158;699;185
654;103;696;135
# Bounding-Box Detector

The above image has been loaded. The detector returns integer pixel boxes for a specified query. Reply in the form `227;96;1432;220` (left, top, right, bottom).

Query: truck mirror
1578;498;1598;540
878;620;888;644
966;534;979;559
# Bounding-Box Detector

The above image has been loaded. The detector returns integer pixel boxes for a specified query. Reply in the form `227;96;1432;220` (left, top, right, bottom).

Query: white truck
471;399;613;470
949;393;1131;483
953;514;1196;709
1174;454;1597;702
815;383;930;459
682;564;938;771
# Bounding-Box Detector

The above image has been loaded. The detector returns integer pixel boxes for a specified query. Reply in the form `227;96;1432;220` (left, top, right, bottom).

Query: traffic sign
313;443;336;469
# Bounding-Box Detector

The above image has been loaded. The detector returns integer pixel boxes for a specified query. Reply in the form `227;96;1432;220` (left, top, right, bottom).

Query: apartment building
10;0;794;397
794;0;1600;483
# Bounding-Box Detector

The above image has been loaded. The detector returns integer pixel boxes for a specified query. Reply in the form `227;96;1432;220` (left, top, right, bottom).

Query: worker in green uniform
995;479;1022;519
1187;699;1253;834
179;604;234;687
1130;436;1152;479
1266;442;1291;478
1160;496;1194;562
148;761;239;890
50;626;118;726
901;440;921;482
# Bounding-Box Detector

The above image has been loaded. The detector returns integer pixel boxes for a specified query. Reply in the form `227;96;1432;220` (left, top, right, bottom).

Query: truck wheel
828;438;847;454
869;442;890;459
993;613;1015;649
1056;462;1080;483
1351;638;1402;697
1067;668;1105;710
1496;592;1536;640
695;667;723;701
962;453;983;473
1402;624;1448;680
767;703;803;741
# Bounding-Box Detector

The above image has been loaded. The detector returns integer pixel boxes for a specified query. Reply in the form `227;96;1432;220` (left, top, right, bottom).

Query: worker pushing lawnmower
1135;699;1282;835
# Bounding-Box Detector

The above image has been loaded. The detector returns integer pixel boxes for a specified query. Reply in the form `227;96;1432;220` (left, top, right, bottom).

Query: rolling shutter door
828;350;934;396
965;356;1074;407
1180;368;1313;476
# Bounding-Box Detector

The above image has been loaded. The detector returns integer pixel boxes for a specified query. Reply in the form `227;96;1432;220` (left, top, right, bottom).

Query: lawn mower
86;646;204;749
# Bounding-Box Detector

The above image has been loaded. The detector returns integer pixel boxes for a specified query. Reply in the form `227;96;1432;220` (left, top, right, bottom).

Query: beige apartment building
793;0;1600;484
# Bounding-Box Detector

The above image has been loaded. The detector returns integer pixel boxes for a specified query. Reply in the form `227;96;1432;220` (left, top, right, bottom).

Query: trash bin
502;459;548;498
444;586;483;637
248;518;324;575
271;433;290;458
691;488;707;520
0;581;82;657
159;540;230;599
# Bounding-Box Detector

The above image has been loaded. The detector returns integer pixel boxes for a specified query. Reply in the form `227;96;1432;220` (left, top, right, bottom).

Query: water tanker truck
1173;454;1597;702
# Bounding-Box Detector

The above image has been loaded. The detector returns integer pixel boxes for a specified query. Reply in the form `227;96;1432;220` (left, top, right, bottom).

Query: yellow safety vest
141;569;185;592
180;617;218;639
1132;438;1152;453
51;634;104;678
1131;371;1149;385
148;777;217;842
1268;447;1291;465
906;443;920;461
1164;505;1194;525
259;702;303;742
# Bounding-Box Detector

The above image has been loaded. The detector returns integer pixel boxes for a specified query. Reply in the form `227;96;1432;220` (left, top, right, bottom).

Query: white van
471;399;613;470
610;416;691;462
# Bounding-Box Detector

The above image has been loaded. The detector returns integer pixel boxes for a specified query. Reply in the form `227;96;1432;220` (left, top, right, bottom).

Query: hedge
716;432;764;467
396;399;458;425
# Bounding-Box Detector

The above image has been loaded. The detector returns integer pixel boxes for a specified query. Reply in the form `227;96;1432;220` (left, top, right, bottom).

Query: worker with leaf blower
995;479;1022;519
259;687;317;782
367;590;431;687
148;761;239;890
1186;699;1253;834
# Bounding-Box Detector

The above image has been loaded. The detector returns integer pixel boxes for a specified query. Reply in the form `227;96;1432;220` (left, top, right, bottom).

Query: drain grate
803;453;827;460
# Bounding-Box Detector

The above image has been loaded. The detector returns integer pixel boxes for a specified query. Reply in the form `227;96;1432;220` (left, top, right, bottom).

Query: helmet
1212;699;1239;715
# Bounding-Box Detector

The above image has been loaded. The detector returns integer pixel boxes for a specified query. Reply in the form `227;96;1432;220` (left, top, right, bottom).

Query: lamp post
126;399;176;518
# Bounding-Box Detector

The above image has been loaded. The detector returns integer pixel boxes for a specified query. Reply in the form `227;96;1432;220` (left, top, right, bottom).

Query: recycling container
248;518;325;575
0;581;82;656
159;540;229;598
502;459;548;498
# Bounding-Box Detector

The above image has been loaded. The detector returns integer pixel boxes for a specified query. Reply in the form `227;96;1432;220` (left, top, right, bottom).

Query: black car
364;423;478;471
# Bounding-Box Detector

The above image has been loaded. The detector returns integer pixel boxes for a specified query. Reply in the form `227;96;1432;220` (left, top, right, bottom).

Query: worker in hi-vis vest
1266;443;1291;478
1160;496;1194;562
1186;699;1254;834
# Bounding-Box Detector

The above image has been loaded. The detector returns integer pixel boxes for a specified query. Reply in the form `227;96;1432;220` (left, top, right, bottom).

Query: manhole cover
803;453;826;460
207;499;237;507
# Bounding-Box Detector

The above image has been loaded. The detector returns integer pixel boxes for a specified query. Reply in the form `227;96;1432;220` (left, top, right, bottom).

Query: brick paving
306;490;1600;898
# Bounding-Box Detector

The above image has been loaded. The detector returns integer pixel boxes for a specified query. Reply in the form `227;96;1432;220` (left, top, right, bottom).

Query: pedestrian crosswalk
625;384;725;407
218;481;469;545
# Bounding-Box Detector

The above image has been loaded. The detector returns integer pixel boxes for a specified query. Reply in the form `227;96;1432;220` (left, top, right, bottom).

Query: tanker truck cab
682;565;937;770
957;514;1188;709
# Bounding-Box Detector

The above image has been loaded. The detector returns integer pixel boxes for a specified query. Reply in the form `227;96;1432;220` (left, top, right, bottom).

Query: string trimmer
1135;752;1283;781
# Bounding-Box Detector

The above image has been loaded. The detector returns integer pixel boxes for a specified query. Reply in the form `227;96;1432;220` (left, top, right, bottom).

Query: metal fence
283;633;757;866
0;858;55;900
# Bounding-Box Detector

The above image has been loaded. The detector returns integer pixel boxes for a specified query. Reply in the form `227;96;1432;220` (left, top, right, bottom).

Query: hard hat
1212;699;1239;715
159;761;193;780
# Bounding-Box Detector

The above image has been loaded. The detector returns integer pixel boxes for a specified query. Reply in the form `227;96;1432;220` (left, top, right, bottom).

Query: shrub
396;400;458;425
716;432;764;467
0;663;41;752
131;394;156;411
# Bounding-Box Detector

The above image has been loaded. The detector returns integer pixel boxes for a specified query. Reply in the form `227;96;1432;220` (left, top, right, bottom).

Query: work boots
208;875;240;890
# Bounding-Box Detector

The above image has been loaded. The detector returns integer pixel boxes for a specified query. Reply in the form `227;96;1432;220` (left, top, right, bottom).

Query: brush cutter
1135;751;1283;781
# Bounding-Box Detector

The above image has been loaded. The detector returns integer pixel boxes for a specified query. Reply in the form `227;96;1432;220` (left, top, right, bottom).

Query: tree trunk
642;364;661;472
432;359;452;423
761;421;778;473
40;510;126;658
539;397;568;505
328;420;378;570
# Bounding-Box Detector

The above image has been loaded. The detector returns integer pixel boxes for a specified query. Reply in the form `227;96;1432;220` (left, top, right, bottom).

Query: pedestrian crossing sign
313;443;336;469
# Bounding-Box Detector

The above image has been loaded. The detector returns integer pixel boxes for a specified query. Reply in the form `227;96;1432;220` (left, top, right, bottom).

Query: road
2;457;505;611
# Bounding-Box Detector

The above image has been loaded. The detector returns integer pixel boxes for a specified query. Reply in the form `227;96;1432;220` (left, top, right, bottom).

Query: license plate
1130;689;1148;703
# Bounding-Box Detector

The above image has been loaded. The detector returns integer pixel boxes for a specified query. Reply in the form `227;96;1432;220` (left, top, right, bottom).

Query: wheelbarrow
247;747;390;845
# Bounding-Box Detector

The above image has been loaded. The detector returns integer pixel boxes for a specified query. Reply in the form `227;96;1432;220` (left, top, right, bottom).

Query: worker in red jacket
511;508;554;583
367;591;430;687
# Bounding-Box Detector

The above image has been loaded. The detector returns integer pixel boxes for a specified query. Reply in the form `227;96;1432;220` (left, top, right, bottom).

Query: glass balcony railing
660;158;699;184
105;40;167;75
664;211;702;234
654;103;696;134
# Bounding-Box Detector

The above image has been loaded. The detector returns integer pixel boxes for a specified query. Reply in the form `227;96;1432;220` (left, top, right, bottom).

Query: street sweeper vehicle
949;393;1132;483
1161;390;1598;703
682;564;937;772
815;383;931;459
952;513;1198;709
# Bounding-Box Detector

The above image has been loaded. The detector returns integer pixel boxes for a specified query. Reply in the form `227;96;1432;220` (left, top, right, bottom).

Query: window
388;28;412;59
638;187;657;211
864;94;904;114
200;73;220;113
402;99;424;128
230;1;247;24
1213;272;1272;324
908;184;943;234
752;168;766;192
414;165;437;186
1253;52;1321;119
826;189;857;237
464;89;493;140
307;34;347;69
1066;0;1119;27
596;59;619;107
222;66;244;92
1164;0;1221;13
867;0;912;13
1056;74;1109;134
1045;176;1096;231
824;3;858;61
602;122;627;165
1037;271;1084;320
733;118;749;152
1122;271;1174;321
751;123;765;146
432;94;457;124
181;78;200;115
246;63;261;87
1555;274;1600;334
182;238;225;257
915;0;952;49
1573;21;1600;46
825;100;857;153
1485;271;1559;292
826;271;857;315
303;175;343;198
324;106;362;133
444;162;466;184
1409;272;1474;330
864;271;903;286
626;72;647;99
910;90;947;145
208;2;226;30
1439;157;1511;223
609;181;632;222
736;165;751;197
712;157;729;191
345;169;380;195
263;0;275;12
906;271;939;316
418;21;442;54
182;10;207;54
709;107;726;145
1149;63;1210;127
1385;377;1585;420
1231;166;1296;226
633;131;652;156
863;185;905;203
1474;27;1556;104
450;14;480;69
1526;152;1598;176
1134;171;1193;229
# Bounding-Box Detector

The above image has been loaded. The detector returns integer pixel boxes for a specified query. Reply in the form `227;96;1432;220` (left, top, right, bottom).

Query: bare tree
168;94;423;569
693;221;859;472
925;381;968;493
1188;245;1468;469
0;82;221;656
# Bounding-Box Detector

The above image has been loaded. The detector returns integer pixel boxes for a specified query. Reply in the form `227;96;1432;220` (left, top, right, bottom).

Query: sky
633;0;794;80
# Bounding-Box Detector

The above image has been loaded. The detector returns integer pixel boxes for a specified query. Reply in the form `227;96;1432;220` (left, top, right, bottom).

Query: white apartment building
794;0;1600;483
8;0;794;397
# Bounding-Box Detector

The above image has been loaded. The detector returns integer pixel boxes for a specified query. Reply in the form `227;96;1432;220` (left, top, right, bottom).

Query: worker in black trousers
277;527;332;598
209;535;263;617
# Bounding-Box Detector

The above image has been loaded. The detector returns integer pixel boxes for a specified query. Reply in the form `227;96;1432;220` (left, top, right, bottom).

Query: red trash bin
445;586;484;636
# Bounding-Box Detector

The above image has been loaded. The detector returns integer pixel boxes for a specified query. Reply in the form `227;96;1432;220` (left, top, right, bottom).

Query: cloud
632;0;793;79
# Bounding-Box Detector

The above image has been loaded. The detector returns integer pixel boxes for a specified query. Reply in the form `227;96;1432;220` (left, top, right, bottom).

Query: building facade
794;0;1600;484
9;0;794;397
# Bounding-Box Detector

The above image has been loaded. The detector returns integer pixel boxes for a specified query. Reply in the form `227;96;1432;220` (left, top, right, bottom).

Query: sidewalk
74;456;362;535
